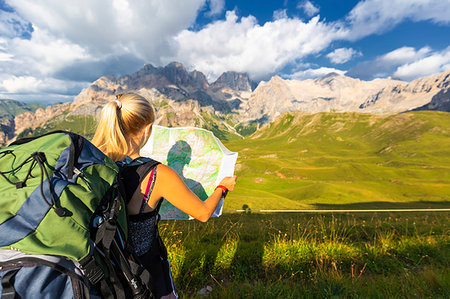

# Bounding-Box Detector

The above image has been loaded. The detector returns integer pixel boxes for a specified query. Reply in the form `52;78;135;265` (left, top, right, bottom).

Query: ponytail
92;93;155;161
92;101;128;161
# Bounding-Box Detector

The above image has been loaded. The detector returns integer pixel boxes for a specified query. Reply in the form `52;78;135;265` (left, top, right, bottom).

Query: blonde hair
92;93;155;161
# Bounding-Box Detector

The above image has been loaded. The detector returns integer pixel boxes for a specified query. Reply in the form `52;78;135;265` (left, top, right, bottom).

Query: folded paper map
140;125;238;220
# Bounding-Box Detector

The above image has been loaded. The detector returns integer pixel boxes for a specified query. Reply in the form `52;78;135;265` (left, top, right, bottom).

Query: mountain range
0;62;449;145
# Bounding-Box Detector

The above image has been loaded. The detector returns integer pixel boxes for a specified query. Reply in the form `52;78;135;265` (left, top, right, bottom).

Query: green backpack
0;131;153;298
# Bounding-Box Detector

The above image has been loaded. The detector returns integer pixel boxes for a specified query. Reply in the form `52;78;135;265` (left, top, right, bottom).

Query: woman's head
92;93;155;161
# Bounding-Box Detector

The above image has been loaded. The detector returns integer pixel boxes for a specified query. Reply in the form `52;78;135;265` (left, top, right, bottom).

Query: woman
92;93;237;298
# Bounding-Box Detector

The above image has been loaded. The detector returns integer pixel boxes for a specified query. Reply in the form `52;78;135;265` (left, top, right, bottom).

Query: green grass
235;121;258;136
0;99;46;118
160;212;449;298
199;111;242;141
224;111;450;210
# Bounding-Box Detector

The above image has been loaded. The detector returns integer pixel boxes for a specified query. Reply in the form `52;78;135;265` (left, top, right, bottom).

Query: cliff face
72;62;450;126
74;62;254;111
0;99;48;145
13;103;72;135
359;71;450;113
239;70;450;122
210;72;257;92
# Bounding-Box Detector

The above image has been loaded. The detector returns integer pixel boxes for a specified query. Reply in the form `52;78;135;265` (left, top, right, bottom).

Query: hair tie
114;100;122;110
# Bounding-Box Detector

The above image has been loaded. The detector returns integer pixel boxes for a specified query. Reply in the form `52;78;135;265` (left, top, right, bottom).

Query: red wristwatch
215;185;228;198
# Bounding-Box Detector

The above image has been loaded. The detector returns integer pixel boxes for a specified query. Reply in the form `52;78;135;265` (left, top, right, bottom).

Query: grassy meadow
224;111;450;211
160;212;449;298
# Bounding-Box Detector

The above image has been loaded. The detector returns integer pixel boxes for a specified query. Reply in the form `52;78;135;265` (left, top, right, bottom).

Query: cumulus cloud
6;27;89;75
326;47;362;64
347;46;449;81
205;0;225;17
297;1;320;17
287;67;346;81
170;11;347;80
0;9;32;38
7;0;205;58
273;9;288;21
346;0;450;40
393;47;450;81
0;74;89;103
0;0;208;100
381;46;431;64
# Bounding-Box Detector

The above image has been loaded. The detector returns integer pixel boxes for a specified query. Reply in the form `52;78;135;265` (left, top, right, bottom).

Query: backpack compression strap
10;130;83;180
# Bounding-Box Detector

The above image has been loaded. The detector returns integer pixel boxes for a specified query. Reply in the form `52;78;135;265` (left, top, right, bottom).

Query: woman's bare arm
146;164;236;222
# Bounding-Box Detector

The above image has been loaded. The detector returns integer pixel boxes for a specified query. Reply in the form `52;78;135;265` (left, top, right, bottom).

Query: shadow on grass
173;208;266;291
164;209;449;296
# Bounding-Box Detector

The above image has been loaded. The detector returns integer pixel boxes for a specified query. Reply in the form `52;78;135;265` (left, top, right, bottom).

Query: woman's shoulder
155;164;177;176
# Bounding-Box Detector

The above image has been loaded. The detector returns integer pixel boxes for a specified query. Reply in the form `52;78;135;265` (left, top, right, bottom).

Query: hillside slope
15;99;242;142
0;99;46;144
224;111;450;210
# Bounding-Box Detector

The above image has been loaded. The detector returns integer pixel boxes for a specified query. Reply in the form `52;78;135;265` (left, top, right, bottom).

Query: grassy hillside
224;111;450;210
17;114;99;140
17;102;243;141
0;99;46;118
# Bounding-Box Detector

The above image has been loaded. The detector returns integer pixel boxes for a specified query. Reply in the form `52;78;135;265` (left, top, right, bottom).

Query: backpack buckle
79;255;104;285
15;182;26;189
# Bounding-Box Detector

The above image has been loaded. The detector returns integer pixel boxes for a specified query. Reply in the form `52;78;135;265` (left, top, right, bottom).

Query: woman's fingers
220;175;237;191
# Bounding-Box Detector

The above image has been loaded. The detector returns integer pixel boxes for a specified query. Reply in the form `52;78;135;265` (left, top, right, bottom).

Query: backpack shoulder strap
117;157;160;205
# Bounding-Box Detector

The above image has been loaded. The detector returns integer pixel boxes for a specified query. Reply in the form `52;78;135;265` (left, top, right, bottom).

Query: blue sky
0;0;449;104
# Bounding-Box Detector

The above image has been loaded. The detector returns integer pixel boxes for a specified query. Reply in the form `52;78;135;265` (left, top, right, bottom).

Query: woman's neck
126;136;142;159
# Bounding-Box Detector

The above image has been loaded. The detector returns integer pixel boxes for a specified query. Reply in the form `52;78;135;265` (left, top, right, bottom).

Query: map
140;125;238;220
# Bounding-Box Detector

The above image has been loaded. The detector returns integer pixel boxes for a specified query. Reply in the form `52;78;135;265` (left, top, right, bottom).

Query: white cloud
347;46;450;81
206;0;225;17
1;76;40;93
8;27;89;75
393;47;450;80
381;46;431;64
0;75;88;96
0;9;31;38
171;11;347;80
0;0;208;98
346;0;450;40
287;67;346;81
7;0;205;58
0;52;13;62
297;1;319;17
273;9;288;21
326;47;362;64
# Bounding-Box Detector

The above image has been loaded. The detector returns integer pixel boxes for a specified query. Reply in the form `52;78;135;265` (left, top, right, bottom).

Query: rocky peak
190;70;209;90
211;71;257;92
263;75;289;89
314;72;361;90
162;62;191;86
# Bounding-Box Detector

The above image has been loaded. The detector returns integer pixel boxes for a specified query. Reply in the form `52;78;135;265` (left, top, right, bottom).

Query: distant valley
225;111;450;210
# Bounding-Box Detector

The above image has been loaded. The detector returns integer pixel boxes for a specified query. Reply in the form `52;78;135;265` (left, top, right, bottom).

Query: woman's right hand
219;175;237;191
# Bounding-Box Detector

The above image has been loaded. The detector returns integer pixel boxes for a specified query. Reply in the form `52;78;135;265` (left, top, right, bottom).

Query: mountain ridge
1;63;449;145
